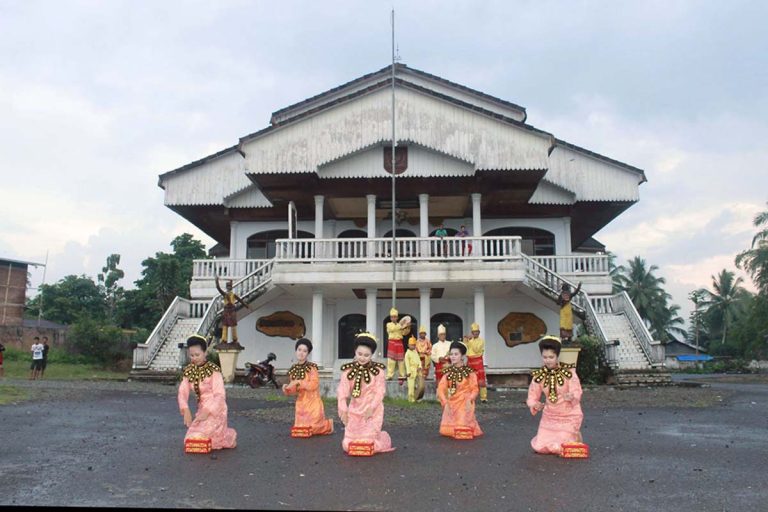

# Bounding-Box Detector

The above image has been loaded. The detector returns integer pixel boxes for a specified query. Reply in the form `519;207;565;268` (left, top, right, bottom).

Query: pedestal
560;347;581;366
216;345;243;384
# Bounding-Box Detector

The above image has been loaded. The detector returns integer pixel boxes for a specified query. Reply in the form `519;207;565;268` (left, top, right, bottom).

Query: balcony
191;236;612;297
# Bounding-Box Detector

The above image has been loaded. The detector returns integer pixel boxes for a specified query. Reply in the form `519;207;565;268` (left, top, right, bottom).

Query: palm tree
613;256;668;327
736;203;768;294
653;302;687;342
700;269;747;344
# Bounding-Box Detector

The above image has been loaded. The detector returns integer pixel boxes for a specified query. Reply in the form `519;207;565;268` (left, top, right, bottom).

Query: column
365;288;379;357
229;221;239;259
472;193;482;256
419;287;430;338
367;194;377;259
419;193;429;257
314;195;325;239
312;289;324;367
473;286;486;343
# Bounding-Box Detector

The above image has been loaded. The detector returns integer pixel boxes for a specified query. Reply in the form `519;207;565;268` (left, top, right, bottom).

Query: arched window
338;314;366;359
337;229;369;260
430;313;463;343
246;229;313;259
382;229;417;238
381;313;418;358
484;227;555;256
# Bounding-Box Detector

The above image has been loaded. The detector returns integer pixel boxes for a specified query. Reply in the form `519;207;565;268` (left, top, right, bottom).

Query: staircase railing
195;259;275;338
520;254;618;368
133;296;190;370
610;291;663;367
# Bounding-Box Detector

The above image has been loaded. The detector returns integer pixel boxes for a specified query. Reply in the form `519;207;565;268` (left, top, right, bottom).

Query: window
483;227;555;256
246;230;313;259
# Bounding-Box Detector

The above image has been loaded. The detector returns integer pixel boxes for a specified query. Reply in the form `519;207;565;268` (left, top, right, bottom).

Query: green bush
1;347;26;362
575;334;612;384
67;317;133;367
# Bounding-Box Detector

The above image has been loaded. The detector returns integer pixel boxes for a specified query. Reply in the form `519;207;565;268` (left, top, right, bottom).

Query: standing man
434;223;448;257
456;224;472;256
463;323;488;403
385;307;410;383
431;324;451;383
29;337;44;380
415;325;432;379
40;336;50;379
214;275;252;346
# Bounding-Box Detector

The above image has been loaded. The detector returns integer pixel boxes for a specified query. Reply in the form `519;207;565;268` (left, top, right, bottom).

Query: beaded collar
182;361;221;401
340;361;386;398
531;363;575;403
288;361;318;381
444;365;474;396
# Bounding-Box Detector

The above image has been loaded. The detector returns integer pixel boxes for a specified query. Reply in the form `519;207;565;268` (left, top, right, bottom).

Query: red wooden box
291;426;312;438
453;427;474;440
184;438;212;454
560;442;589;459
348;441;375;456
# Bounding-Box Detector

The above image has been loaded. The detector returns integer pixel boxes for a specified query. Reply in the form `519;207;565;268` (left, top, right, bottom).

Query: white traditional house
132;64;664;383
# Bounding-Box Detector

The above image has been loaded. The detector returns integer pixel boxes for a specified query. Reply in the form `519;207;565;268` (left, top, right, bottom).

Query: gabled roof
0;257;44;267
555;139;647;183
269;63;527;125
158;145;240;184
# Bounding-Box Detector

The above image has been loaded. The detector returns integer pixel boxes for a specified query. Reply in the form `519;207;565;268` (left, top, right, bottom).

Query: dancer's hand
340;412;348;426
182;409;192;427
282;383;288;392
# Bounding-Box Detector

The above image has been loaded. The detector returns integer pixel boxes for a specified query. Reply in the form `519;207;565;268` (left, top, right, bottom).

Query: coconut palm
736;203;768;294
613;256;668;326
700;269;748;345
653;302;687;343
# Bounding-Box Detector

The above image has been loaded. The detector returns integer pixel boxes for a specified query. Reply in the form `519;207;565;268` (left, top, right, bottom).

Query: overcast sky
1;0;766;325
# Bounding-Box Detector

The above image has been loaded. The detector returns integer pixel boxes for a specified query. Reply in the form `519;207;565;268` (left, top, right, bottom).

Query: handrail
133;296;189;369
611;291;662;366
274;236;522;262
532;254;611;274
192;259;271;280
195;260;275;338
520;253;617;367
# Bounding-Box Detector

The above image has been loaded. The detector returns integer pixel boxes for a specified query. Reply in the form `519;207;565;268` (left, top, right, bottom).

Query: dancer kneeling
178;335;237;451
437;341;483;439
527;336;584;455
283;338;333;437
337;332;394;455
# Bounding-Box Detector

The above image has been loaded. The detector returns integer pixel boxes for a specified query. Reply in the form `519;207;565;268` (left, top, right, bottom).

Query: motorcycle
245;352;279;389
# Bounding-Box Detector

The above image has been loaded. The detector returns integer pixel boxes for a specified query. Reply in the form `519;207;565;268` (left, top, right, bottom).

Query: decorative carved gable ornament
497;312;547;348
256;311;306;340
383;146;408;175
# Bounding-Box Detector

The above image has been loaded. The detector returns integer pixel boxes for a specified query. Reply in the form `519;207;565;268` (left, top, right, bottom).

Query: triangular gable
241;84;552;175
223;184;272;208
317;143;475;179
528;179;576;205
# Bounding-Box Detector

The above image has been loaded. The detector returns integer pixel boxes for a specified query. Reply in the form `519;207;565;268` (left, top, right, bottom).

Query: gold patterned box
453;427;474;440
291;426;312;438
560;442;589;458
184;438;212;454
348;441;375;456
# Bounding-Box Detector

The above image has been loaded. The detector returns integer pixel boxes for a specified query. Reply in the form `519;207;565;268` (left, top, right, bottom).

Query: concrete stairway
597;312;652;370
149;318;199;371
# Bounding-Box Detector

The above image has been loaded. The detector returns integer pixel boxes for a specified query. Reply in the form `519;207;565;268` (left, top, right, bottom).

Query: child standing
404;336;422;403
527;336;584;454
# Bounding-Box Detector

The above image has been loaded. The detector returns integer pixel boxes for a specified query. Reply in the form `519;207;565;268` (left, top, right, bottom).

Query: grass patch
0;385;30;405
2;360;128;381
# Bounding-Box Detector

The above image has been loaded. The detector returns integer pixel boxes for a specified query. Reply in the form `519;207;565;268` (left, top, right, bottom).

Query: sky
1;0;767;326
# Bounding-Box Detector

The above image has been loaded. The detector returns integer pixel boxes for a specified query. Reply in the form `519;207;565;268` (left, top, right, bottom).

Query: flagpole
390;8;397;309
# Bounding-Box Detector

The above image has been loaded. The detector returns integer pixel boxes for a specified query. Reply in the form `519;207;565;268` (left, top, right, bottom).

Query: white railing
590;295;614;314
611;291;663;367
520;254;618;368
196;260;275;338
274;236;522;262
188;300;209;318
192;259;270;280
533;255;610;274
133;296;190;370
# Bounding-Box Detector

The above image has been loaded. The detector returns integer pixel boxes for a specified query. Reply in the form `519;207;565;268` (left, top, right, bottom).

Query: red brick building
1;257;41;326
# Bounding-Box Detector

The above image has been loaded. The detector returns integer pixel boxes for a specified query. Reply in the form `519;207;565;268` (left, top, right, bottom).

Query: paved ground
0;375;766;511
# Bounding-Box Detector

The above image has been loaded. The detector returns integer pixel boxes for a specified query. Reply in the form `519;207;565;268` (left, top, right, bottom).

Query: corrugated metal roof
0;257;44;267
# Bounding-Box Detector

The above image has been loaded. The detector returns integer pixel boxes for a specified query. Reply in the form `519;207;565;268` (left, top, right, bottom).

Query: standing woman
283;338;333;436
337;332;394;455
437;341;483;439
177;335;237;450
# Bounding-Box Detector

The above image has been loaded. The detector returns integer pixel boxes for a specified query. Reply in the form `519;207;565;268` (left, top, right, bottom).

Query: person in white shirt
430;325;452;382
30;337;44;380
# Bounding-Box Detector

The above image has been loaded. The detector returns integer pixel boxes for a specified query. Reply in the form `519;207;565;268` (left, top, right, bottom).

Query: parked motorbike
245;353;279;389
